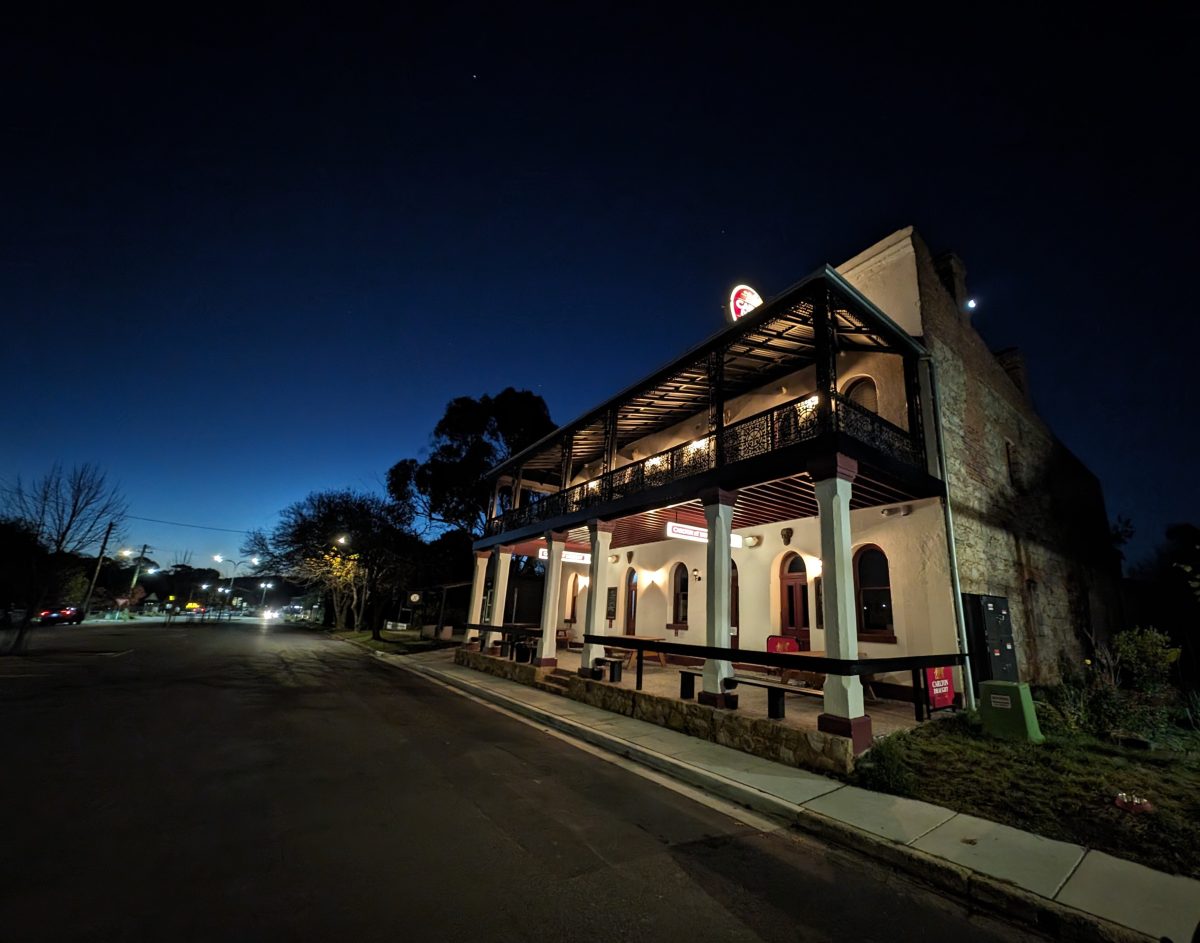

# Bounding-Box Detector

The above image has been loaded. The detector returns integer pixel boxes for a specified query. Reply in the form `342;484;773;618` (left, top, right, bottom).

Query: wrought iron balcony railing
484;391;925;537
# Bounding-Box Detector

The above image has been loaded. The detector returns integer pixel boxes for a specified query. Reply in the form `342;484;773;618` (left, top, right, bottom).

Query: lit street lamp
213;554;251;619
259;582;274;608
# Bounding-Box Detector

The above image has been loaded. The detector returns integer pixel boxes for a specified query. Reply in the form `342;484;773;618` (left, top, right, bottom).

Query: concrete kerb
379;651;1157;943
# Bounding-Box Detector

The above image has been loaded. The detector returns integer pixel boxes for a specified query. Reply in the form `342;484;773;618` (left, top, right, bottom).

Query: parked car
38;606;85;625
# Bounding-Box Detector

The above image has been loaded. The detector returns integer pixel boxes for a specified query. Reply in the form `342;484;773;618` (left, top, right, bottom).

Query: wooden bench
729;674;822;720
679;667;737;701
592;656;624;683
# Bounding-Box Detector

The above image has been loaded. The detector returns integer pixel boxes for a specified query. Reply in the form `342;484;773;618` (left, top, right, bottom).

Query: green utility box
979;680;1045;744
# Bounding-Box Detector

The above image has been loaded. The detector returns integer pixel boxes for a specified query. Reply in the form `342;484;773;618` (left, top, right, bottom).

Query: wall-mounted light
607;554;620;564
880;504;912;518
691;568;701;582
743;535;761;548
778;384;788;395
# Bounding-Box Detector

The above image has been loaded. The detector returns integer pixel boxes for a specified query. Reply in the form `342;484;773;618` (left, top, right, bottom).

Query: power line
126;515;254;534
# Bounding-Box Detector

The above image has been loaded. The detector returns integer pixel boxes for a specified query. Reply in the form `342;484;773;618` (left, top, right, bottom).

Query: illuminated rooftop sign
729;285;763;321
666;521;744;548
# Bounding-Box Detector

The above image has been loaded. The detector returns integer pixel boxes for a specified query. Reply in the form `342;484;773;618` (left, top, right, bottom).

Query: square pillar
535;531;567;667
811;454;872;753
465;550;490;643
484;546;513;648
700;488;737;708
578;520;615;677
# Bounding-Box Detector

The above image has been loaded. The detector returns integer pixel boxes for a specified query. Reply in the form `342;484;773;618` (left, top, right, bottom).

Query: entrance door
624;568;637;634
779;553;810;649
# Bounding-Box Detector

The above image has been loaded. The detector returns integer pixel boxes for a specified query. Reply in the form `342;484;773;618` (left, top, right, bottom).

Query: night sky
3;7;1196;571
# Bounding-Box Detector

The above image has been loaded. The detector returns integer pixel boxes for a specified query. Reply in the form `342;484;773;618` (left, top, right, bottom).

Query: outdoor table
613;635;667;669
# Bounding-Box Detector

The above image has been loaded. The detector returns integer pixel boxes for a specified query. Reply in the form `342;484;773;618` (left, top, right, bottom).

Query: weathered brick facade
911;235;1120;683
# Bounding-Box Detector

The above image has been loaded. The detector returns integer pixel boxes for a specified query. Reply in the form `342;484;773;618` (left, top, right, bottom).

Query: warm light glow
336;536;348;545
537;548;592;565
687;437;709;451
578;576;590;589
807;558;823;578
587;480;599;491
645;455;665;469
665;521;744;549
646;568;666;587
120;549;133;558
801;394;818;408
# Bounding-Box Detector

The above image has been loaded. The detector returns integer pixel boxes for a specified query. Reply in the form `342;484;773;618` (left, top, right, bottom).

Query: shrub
854;733;915;795
1114;626;1180;695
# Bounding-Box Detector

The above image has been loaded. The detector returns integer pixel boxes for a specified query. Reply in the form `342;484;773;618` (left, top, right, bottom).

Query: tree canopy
387;387;554;536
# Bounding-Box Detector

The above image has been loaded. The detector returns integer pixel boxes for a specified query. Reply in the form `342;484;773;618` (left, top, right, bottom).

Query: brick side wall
911;235;1120;683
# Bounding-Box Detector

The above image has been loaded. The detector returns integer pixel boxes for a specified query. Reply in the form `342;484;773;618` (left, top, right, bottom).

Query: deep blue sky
2;7;1196;571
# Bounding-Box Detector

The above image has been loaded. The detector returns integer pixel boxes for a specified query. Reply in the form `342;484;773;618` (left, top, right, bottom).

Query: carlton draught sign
925;666;955;710
729;285;763;321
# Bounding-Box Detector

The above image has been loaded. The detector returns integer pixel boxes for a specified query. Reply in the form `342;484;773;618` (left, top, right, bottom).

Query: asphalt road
0;621;1037;942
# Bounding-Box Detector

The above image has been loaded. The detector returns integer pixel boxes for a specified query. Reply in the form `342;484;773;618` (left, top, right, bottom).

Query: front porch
451;640;933;775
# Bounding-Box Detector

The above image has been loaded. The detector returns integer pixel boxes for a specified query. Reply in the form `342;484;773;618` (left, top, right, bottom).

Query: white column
465;550;490;643
813;456;872;750
701;489;736;704
579;520;614;676
485;547;512;648
535;532;566;666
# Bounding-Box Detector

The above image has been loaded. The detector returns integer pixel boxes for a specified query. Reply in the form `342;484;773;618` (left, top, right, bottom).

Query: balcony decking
481;391;938;546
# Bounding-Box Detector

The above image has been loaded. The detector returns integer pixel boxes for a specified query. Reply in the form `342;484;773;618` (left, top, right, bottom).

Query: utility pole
126;543;150;618
81;520;114;622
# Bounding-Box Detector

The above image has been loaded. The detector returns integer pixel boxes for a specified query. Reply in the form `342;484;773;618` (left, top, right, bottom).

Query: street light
259;581;274;608
213;554;247;619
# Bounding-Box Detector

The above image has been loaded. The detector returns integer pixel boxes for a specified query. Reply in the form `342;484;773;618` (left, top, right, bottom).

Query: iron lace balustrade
483;392;924;537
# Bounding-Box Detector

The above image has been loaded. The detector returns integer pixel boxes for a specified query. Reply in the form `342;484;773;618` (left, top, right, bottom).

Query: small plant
853;733;915;795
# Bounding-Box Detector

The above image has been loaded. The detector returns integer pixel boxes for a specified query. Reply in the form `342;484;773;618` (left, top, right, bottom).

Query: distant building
467;228;1118;749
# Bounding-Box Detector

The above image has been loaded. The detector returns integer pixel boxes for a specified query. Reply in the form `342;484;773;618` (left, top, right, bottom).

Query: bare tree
4;463;127;554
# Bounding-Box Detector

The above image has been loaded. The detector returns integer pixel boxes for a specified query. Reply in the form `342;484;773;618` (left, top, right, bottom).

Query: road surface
0;621;1037;941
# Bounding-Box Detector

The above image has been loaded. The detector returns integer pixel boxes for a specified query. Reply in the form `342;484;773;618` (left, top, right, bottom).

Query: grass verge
853;711;1200;878
331;628;456;656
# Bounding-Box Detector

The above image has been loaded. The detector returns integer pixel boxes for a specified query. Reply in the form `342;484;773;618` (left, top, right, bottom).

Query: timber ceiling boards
495;275;910;478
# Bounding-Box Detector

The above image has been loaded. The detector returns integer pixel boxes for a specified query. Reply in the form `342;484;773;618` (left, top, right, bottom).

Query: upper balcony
477;266;943;548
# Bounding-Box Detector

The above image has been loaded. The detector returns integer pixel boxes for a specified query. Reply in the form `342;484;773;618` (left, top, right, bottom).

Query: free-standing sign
925;666;955;710
729;285;763;321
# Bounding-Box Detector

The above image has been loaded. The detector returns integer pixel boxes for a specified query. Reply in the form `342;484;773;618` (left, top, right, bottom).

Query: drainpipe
923;354;976;709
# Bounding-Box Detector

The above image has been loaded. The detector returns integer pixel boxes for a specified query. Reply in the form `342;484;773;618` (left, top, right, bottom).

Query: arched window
854;545;894;641
844;377;878;413
564;573;578;623
671;563;689;627
624;568;638;634
779;553;810;648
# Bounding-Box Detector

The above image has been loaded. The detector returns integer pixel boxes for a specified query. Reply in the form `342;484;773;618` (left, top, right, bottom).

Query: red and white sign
729;285;763;321
537;548;591;565
665;521;744;549
925;666;955;710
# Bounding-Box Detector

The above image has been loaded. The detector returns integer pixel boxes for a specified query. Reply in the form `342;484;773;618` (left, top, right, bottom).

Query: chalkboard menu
606;586;618;621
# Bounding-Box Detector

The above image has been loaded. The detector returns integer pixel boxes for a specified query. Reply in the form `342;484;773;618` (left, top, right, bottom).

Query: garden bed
853;710;1200;878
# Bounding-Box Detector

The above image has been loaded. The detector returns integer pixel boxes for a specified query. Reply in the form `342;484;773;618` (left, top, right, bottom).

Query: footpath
377;647;1199;943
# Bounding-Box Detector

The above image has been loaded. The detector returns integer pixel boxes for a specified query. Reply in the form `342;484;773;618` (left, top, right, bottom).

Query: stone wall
455;649;855;775
909;234;1121;683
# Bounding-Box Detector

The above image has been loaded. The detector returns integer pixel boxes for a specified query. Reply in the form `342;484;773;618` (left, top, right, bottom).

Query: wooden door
779;554;810;649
